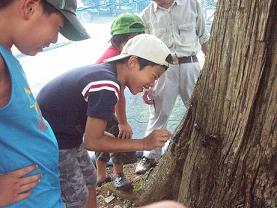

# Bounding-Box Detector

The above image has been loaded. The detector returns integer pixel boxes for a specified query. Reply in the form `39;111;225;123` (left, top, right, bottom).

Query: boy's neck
115;63;127;88
0;11;13;51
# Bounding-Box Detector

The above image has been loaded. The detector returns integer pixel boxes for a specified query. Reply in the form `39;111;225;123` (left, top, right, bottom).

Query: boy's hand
118;123;133;139
0;165;41;206
143;129;172;150
142;89;154;105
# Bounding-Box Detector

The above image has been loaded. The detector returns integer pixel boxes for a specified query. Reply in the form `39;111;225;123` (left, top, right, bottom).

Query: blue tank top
0;46;64;208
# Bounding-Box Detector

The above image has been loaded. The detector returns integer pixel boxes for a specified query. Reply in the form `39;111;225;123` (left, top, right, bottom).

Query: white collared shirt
140;0;209;56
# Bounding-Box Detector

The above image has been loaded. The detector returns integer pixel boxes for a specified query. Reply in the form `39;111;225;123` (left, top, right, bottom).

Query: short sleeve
81;79;120;120
87;90;118;120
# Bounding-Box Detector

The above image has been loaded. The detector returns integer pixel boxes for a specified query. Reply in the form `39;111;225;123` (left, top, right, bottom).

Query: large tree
135;0;277;207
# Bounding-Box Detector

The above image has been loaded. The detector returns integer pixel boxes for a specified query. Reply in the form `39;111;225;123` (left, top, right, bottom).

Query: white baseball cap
105;34;171;67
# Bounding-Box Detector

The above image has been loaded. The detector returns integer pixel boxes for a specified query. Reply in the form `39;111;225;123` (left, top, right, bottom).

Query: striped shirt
37;63;120;149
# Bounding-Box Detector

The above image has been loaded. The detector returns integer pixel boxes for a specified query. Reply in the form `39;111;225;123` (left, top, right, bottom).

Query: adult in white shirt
136;0;209;174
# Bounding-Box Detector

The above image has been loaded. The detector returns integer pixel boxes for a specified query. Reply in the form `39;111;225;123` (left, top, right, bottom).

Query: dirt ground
96;162;145;208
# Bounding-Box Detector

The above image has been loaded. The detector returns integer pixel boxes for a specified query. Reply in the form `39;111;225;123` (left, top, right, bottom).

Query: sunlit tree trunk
136;0;277;207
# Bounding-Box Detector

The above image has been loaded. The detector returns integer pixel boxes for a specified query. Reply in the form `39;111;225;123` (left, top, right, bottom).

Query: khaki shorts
59;145;96;208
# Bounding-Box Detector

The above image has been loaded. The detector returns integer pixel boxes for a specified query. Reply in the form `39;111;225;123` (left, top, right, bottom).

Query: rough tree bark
135;0;276;207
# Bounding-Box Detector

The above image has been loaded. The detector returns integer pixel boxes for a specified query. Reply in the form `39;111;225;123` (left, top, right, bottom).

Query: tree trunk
136;0;277;207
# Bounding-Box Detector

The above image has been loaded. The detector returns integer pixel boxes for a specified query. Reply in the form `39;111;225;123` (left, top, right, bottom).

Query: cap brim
104;54;131;63
60;10;90;41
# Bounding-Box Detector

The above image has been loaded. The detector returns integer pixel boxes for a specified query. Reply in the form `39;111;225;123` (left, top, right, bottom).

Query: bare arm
115;88;133;139
84;117;171;152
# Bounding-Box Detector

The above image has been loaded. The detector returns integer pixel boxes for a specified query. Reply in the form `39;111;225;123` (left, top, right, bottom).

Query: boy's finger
18;180;40;193
118;131;123;138
160;137;168;142
14;192;32;203
164;132;172;138
126;132;132;139
13;165;38;177
157;141;166;147
20;174;41;186
157;131;171;138
121;132;127;139
119;131;127;139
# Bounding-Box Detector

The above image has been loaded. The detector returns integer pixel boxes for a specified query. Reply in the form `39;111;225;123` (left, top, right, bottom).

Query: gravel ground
96;162;144;208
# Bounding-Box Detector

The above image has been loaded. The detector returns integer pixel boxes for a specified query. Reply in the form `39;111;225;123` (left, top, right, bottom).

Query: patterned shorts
59;145;96;208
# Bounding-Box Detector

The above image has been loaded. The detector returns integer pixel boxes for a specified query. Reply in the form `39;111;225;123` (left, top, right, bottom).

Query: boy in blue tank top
0;0;89;207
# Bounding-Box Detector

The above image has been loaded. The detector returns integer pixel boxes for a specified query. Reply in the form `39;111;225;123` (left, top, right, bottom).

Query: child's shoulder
79;63;119;88
91;63;117;81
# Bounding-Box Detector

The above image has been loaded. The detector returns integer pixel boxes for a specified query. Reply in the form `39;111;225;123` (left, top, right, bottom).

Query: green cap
111;13;145;36
46;0;90;41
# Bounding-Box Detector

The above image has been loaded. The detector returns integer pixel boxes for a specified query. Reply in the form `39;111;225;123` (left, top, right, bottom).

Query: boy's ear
20;0;41;19
127;56;139;71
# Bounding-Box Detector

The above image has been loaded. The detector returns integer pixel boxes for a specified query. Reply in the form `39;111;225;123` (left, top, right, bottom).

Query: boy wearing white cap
37;34;173;207
95;13;145;191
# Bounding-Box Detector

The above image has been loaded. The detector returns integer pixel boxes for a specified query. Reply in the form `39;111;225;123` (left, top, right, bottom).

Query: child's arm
84;117;171;152
115;88;133;139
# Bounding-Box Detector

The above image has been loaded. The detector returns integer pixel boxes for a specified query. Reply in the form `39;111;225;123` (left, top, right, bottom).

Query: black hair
0;0;14;8
137;57;160;69
111;23;145;48
111;32;145;49
111;34;133;49
114;55;172;71
0;0;57;14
